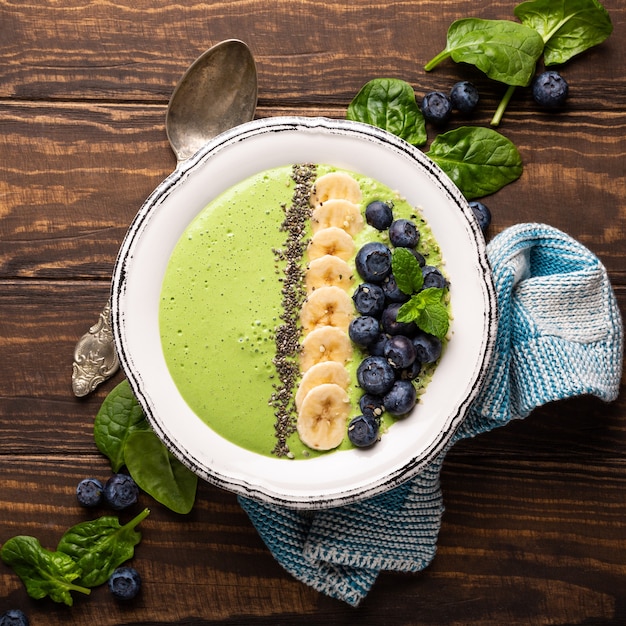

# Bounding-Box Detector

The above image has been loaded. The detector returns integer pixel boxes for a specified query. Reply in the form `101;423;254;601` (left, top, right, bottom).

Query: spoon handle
71;300;120;397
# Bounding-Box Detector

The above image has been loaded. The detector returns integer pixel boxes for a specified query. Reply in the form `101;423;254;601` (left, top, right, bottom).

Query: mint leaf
391;247;424;294
397;288;450;339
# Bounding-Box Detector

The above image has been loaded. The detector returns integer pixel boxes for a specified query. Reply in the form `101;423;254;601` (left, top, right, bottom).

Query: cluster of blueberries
346;200;446;448
421;73;568;127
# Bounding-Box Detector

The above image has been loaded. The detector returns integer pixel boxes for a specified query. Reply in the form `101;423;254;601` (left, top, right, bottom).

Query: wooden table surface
1;1;625;624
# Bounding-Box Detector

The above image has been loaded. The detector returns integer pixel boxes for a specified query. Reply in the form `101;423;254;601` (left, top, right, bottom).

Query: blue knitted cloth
239;223;623;607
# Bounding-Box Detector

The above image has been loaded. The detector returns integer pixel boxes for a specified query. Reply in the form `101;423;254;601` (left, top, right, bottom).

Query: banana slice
295;361;351;411
300;325;353;371
305;255;354;293
307;227;355;261
300;286;354;333
311;172;362;207
311;199;364;236
297;383;351;450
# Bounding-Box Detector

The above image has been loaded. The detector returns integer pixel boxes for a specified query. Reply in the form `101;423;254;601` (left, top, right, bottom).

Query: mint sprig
397;288;450;339
392;247;424;294
391;248;450;339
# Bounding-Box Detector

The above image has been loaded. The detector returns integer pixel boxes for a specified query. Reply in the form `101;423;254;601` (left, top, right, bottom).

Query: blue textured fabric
239;223;623;606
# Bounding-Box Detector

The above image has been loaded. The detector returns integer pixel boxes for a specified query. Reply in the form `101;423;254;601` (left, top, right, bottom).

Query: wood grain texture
0;0;625;623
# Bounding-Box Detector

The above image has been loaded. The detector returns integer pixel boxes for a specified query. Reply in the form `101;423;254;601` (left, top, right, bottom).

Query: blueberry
347;414;379;447
0;610;29;626
469;200;492;232
388;218;419;248
383;335;417;370
348;316;381;347
413;330;442;364
421;265;447;289
532;70;569;108
352;282;386;317
399;359;422;381
365;200;394;230
368;333;389;356
383;380;417;416
421;91;452;125
76;478;104;507
356;356;396;395
381;302;418;337
108;566;142;600
359;393;385;420
450;81;480;113
381;274;410;304
355;242;392;283
104;474;139;510
408;248;426;267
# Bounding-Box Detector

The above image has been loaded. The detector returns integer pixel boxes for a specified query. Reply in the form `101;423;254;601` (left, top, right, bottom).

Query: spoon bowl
166;40;258;162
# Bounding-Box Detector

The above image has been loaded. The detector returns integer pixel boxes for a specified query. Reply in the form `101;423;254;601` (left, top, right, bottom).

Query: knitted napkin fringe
239;222;624;608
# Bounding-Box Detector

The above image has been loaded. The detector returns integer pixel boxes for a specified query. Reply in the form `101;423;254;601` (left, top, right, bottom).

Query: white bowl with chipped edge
111;116;497;510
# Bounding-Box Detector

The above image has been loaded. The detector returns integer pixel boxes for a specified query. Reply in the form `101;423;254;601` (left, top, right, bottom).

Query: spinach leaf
94;379;150;472
57;507;150;588
425;126;523;199
347;78;427;146
391;248;424;295
515;0;613;66
0;536;90;606
425;18;544;86
397;288;450;339
125;430;198;515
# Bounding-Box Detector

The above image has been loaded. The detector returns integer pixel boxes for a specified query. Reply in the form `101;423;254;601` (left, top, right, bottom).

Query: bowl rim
111;115;497;509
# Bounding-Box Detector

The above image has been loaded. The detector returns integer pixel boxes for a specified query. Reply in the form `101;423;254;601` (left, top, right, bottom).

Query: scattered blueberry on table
76;477;104;507
108;566;142;600
449;80;480;113
104;474;139;510
0;610;29;626
532;70;569;108
421;91;453;125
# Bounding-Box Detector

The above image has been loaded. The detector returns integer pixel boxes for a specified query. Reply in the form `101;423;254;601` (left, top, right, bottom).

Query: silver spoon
72;40;258;396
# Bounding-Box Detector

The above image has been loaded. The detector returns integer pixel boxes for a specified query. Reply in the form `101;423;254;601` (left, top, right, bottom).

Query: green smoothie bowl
111;116;496;509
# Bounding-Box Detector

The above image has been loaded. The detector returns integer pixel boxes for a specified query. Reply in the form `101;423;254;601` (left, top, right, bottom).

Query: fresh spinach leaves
515;0;613;66
426;127;523;199
0;508;149;606
94;379;149;472
425;0;612;126
347;78;427;146
94;380;198;514
125;430;198;515
425;18;544;86
57;507;150;588
0;536;90;606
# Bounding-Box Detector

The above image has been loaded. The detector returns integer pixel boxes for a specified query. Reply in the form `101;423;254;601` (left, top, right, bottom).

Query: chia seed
270;163;316;457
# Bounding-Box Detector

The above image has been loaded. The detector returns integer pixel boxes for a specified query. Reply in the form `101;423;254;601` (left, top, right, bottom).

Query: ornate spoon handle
72;300;120;397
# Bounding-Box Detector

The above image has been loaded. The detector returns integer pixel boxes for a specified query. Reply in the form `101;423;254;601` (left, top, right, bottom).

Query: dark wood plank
1;0;624;111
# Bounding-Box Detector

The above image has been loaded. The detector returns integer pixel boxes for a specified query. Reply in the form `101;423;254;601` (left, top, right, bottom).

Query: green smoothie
159;165;446;459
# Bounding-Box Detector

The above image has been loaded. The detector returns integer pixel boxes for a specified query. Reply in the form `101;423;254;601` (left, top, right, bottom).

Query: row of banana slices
296;171;365;451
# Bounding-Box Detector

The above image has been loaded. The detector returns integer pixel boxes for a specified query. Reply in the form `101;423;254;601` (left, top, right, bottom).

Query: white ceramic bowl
111;116;497;509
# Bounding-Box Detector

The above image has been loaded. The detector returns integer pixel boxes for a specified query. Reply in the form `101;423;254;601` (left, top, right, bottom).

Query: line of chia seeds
269;163;317;458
